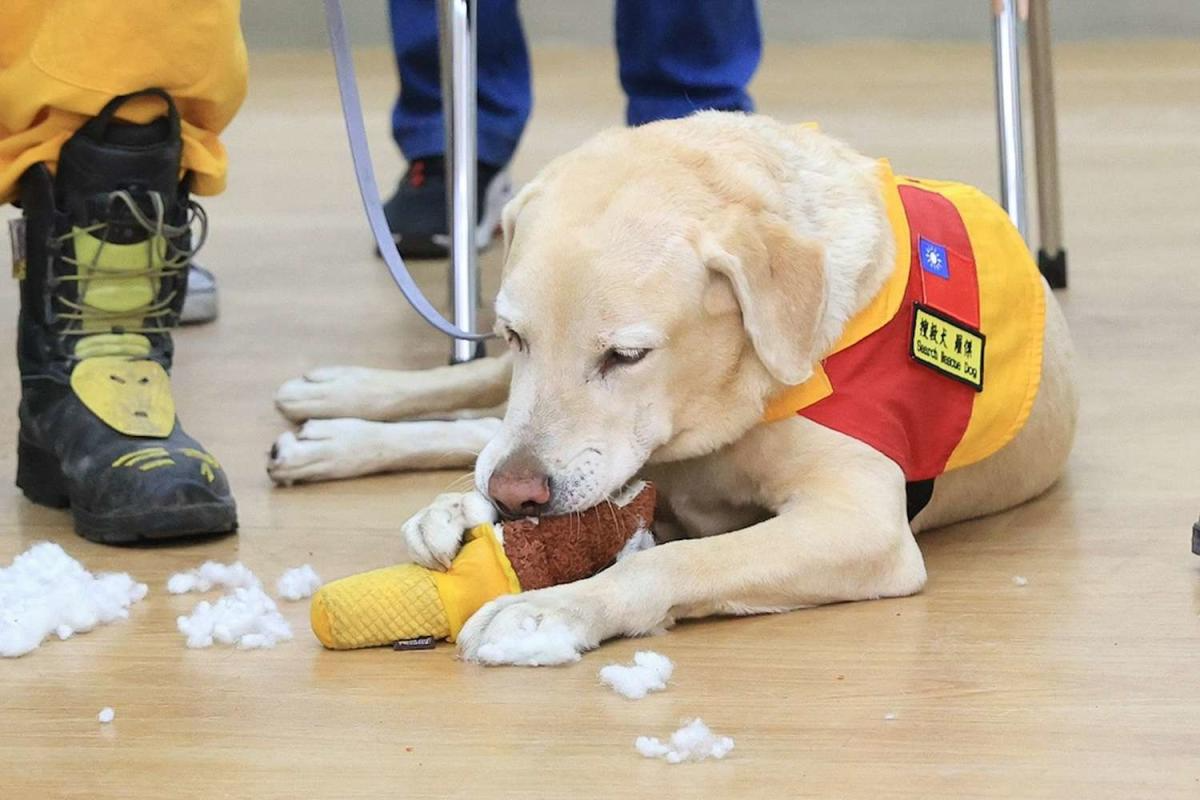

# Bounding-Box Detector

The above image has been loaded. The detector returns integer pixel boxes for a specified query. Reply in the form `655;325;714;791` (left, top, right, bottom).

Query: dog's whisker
601;498;619;537
441;471;477;493
429;447;485;458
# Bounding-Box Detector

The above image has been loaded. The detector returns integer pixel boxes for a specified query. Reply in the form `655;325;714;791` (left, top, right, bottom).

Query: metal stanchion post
993;0;1029;243
438;0;484;364
1028;0;1067;288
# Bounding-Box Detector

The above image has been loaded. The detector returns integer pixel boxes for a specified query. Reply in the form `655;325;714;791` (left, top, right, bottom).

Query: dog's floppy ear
500;194;522;253
701;208;827;386
501;181;541;258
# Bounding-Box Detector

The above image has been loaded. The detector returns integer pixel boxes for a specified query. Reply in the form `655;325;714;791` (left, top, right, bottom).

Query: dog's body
270;113;1077;664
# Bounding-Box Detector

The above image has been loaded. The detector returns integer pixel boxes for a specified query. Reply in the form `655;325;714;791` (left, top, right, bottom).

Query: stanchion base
1038;248;1068;289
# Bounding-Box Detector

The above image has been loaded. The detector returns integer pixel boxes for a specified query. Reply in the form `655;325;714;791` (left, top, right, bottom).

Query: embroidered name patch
910;303;985;391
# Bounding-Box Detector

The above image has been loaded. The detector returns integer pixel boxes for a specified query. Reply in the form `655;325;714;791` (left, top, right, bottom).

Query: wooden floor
2;41;1199;799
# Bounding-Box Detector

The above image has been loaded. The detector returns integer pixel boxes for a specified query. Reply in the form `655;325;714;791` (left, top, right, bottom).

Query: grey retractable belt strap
323;0;492;343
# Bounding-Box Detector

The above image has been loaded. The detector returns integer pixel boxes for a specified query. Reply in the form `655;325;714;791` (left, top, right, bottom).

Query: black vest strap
905;478;936;522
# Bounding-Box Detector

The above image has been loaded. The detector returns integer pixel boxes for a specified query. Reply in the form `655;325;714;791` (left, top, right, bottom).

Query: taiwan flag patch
918;237;950;280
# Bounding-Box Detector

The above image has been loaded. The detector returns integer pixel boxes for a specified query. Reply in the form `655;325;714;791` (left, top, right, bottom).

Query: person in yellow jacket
1;1;247;542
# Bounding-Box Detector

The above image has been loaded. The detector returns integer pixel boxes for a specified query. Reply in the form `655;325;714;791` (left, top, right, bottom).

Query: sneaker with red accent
382;157;511;259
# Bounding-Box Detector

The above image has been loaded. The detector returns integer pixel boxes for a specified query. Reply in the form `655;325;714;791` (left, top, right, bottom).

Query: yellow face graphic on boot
70;356;175;437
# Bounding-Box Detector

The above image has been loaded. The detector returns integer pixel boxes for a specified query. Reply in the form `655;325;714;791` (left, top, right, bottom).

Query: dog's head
476;113;888;516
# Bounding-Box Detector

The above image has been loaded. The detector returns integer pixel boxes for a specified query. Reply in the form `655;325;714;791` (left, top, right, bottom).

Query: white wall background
242;1;1200;50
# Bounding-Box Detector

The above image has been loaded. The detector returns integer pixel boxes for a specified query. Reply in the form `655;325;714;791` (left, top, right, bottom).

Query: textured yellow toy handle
310;563;449;649
310;523;521;650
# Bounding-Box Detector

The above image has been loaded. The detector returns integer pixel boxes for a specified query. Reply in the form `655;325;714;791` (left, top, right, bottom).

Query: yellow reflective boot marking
180;448;221;483
74;333;152;359
112;447;170;467
71;357;175;437
110;448;222;481
70;228;161;333
56;227;180;358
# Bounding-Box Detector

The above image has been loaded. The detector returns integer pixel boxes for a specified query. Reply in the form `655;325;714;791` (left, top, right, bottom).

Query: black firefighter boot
12;89;237;544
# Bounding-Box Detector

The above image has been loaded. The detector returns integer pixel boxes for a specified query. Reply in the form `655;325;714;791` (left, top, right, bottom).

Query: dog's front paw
266;418;389;485
457;587;603;666
275;366;388;423
401;491;497;570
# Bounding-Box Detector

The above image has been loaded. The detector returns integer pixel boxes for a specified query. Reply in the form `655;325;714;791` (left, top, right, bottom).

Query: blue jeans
388;0;761;167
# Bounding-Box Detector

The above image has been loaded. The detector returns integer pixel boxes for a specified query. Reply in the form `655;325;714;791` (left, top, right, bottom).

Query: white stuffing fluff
636;718;735;764
473;617;581;666
176;585;292;649
616;528;656;562
98;707;115;724
599;650;674;699
1013;575;1028;587
884;712;897;721
0;542;147;658
167;561;260;594
275;565;322;601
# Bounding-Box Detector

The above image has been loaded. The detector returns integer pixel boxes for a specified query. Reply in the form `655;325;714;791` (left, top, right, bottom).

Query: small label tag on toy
8;218;26;279
393;636;436;651
910;303;985;391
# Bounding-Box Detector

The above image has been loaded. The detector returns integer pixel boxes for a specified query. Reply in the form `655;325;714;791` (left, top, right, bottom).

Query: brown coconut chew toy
310;482;656;650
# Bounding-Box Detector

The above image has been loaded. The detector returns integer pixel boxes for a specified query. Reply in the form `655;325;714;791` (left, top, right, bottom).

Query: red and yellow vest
763;160;1045;513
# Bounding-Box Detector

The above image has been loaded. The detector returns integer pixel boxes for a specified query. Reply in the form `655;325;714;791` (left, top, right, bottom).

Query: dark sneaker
382;157;512;259
13;88;237;544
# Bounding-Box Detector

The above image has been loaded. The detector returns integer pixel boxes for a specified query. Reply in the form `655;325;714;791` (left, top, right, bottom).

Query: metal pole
993;0;1029;243
438;0;482;364
1027;0;1067;287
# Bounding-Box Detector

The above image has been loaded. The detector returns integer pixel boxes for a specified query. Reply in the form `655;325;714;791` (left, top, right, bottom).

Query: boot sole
72;502;238;546
16;436;71;508
17;436;238;545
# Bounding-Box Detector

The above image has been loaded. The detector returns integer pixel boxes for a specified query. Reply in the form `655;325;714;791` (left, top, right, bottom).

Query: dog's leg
274;354;512;423
267;417;500;485
457;453;927;665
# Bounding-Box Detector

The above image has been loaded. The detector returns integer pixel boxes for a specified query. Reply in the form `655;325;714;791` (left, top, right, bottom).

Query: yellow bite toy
310;483;656;650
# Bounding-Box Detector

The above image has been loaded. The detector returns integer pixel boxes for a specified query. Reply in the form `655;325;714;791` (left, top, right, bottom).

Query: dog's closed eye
601;347;650;374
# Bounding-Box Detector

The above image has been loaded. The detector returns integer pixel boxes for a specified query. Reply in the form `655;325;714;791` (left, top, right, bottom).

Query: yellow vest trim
934;180;1045;470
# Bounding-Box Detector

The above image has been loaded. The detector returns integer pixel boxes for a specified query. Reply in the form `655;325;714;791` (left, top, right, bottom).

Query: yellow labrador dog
269;113;1077;665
